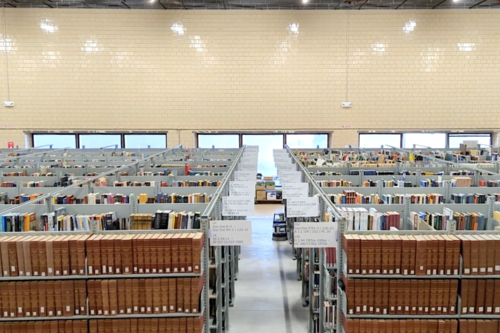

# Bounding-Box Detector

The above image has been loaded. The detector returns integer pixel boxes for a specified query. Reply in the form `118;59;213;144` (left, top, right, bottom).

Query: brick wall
0;9;498;148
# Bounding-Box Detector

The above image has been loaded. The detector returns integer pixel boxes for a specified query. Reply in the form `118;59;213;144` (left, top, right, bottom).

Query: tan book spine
45;238;54;276
145;279;153;314
165;235;172;274
138;279;146;314
102;280;110;316
60;236;71;276
53;280;63;316
45;281;55;317
176;278;184;313
61;280;74;316
172;234;181;274
38;236;48;277
100;236;108;276
106;235;115;275
168;278;176;313
125;279;133;314
144;235;152;274
132;279;140;314
150;235;158;274
95;280;104;316
88;280;97;315
157;235;165;274
76;280;87;315
117;279;127;315
15;237;25;277
68;235;79;276
109;279;118;316
153;279;161;314
52;236;62;276
111;235;120;274
76;235;87;275
29;282;38;317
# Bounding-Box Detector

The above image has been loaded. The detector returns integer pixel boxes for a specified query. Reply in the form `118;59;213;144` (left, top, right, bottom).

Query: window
197;134;240;149
286;134;328;148
242;134;284;177
448;134;491;149
79;134;122;149
32;134;77;149
359;134;401;148
124;134;167;149
403;133;446;149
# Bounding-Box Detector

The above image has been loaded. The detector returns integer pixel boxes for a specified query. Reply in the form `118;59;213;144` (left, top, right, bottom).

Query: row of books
479;180;500;187
458;234;500;276
88;277;203;316
329;192;381;205
342;234;461;276
0;320;88;333
450;193;493;204
350;170;396;176
388;193;445;204
155;193;213;204
365;180;413;188
462;279;500;315
172;180;221;187
338;207;401;231
39;210;119;232
453;176;473;187
128;211;202;230
0;212;38;232
0;280;87;318
343;318;460;333
411;211;487;231
86;233;203;275
316;180;353;187
0;232;203;277
420;179;454;187
89;318;205;333
344;278;458;315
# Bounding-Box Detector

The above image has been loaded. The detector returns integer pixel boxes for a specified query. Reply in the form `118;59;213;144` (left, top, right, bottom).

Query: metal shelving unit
0;145;247;333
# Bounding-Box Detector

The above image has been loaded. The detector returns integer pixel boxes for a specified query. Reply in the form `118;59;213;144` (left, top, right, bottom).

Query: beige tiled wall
0;9;499;148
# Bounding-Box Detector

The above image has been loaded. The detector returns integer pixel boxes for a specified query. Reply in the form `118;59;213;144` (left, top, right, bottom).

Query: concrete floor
229;204;309;333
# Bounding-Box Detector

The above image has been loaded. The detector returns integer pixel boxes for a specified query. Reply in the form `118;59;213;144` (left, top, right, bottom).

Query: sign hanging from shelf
234;171;255;181
222;196;255;216
282;183;309;198
286;197;319;217
210;220;252;246
229;181;255;197
294;222;337;248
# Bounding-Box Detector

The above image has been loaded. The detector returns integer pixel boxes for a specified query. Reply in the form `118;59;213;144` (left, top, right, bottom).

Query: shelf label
234;171;255;181
229;181;255;197
294;222;337;248
210;220;252;246
222;196;255;216
273;149;288;156
279;170;302;183
276;163;297;171
238;162;258;171
286;197;319;217
282;183;309;198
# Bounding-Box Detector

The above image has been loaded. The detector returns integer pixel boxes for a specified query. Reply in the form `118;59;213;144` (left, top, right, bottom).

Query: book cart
0;145;246;333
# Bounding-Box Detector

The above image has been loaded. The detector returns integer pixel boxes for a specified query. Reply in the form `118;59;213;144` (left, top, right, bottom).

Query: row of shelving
284;145;500;333
0;145;248;333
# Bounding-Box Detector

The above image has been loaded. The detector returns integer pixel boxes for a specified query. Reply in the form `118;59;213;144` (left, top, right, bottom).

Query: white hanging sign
238;162;258;171
273;149;288;156
234;171;255;181
222;196;255;216
276;163;297;171
210;220;252;246
279;170;302;183
286;197;319;217
294;222;337;248
229;181;255;197
282;183;309;198
246;146;259;152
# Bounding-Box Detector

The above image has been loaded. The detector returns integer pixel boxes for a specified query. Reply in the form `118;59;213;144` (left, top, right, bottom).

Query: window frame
123;133;167;149
447;133;492;149
31;133;78;149
358;133;403;149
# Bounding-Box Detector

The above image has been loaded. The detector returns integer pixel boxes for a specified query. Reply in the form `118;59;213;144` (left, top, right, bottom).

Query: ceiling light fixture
171;23;185;36
403;20;416;33
302;0;309;4
289;23;299;33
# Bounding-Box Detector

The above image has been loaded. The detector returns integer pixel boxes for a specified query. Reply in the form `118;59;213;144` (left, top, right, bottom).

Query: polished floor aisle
229;204;308;333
